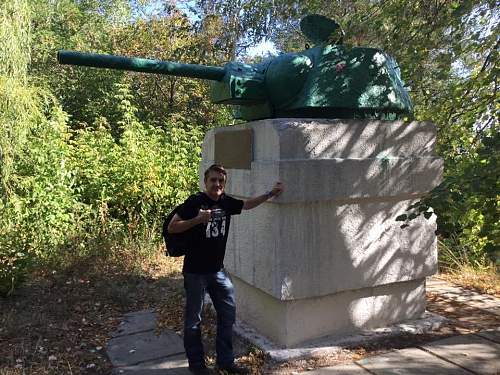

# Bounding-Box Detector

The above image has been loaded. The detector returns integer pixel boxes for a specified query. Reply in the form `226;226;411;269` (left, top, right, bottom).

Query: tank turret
57;15;413;121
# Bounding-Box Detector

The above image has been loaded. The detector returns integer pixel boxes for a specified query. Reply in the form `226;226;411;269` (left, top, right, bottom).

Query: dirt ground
1;252;499;375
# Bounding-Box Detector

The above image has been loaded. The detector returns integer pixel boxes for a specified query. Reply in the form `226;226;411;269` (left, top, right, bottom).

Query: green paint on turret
57;15;413;122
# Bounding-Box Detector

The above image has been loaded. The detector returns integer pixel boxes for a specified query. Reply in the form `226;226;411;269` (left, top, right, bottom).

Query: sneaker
217;363;250;374
188;364;212;375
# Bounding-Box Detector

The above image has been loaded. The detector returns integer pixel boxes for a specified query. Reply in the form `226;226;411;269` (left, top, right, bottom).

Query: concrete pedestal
200;118;442;347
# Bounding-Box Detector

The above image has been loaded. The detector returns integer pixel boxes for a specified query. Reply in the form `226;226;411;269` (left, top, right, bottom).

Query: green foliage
110;13;219;127
0;0;31;81
0;0;77;296
30;1;232;131
29;0;130;127
401;129;499;266
0;85;78;294
0;5;71;295
70;83;203;231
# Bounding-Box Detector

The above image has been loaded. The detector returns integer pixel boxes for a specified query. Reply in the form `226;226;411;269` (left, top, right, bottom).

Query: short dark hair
204;164;227;181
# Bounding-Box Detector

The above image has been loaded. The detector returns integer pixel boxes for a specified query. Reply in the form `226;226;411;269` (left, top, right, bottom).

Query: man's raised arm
243;182;284;210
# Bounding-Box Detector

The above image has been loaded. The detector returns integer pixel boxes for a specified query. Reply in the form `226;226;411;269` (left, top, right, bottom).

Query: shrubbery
0;79;204;296
69;83;203;237
0;79;77;295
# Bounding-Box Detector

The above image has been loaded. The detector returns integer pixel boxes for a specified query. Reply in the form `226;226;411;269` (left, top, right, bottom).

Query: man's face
204;171;226;198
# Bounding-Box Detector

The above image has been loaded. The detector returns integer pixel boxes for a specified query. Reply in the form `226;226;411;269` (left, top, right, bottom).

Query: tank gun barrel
57;50;226;81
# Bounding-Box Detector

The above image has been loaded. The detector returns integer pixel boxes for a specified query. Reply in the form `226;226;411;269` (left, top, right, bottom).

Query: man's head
204;164;227;200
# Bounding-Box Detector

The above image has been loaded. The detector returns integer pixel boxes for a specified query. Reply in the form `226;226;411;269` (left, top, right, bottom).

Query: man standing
168;164;283;374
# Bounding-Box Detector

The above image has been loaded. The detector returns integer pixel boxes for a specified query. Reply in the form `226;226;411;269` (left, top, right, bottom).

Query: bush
69;83;203;239
0;78;78;296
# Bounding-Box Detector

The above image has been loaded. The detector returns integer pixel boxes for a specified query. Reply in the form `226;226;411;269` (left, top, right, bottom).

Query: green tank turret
57;15;413;121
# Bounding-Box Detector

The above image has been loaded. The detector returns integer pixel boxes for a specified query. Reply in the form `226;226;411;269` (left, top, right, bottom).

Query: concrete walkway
106;278;500;374
106;310;190;374
303;330;500;374
426;278;500;316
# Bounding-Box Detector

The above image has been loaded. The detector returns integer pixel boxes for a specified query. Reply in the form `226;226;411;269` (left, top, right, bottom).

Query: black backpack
162;193;202;257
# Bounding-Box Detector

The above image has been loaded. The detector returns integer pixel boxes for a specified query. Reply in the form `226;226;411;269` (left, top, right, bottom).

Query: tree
110;9;230;128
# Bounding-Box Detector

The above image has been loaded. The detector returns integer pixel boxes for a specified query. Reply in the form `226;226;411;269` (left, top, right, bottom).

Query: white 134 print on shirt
205;209;226;238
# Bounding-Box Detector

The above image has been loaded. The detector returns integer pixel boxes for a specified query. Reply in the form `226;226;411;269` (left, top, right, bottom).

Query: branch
472;76;498;144
154;78;170;101
357;0;392;25
446;39;499;124
473;117;494;144
479;38;499;74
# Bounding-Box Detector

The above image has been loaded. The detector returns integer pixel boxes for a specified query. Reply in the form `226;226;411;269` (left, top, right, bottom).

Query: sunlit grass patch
437;238;499;297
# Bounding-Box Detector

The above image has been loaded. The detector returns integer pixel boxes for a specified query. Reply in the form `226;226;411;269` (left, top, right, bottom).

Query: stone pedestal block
233;277;426;347
200;119;442;347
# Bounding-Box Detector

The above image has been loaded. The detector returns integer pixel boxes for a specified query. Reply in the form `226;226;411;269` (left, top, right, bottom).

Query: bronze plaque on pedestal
214;129;253;169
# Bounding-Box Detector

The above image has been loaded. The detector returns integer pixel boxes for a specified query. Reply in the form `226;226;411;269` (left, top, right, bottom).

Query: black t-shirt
177;192;244;274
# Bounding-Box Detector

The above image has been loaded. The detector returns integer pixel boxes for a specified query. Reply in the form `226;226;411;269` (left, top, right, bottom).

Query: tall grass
438;238;499;295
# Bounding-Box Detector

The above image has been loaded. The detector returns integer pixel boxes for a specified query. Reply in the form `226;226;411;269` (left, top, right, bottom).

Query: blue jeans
183;270;236;368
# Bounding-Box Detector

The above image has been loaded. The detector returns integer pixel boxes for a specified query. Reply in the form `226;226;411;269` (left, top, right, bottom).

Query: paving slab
302;363;369;374
113;310;158;337
426;278;500;316
107;330;185;367
112;353;190;374
476;328;500;344
356;347;471;375
421;333;500;375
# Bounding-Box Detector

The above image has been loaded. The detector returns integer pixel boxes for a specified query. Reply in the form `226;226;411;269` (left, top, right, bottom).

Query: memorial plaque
214;129;253;169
